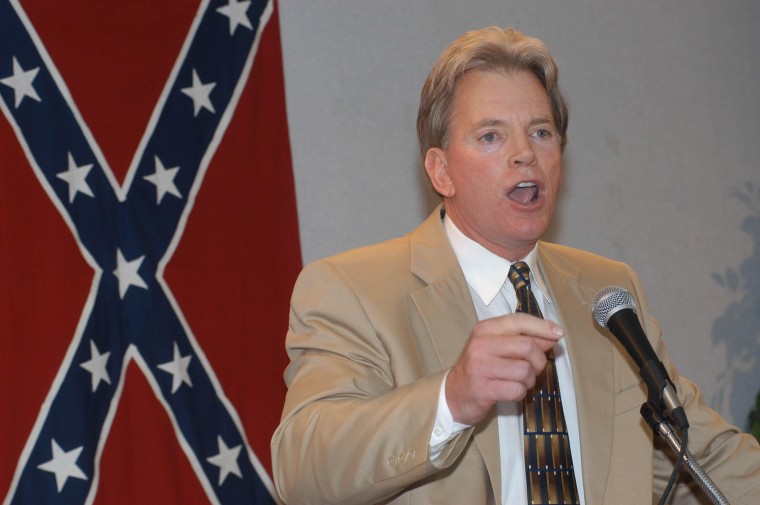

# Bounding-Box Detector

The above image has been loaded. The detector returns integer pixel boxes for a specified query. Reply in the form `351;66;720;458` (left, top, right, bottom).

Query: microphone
592;286;688;430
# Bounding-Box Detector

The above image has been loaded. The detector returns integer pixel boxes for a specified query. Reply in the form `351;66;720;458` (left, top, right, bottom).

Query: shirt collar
443;214;553;306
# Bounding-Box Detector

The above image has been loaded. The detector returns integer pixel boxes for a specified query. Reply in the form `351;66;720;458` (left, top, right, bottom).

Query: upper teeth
516;182;536;188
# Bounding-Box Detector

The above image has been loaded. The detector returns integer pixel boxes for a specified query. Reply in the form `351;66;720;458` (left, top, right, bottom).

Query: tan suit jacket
272;206;760;504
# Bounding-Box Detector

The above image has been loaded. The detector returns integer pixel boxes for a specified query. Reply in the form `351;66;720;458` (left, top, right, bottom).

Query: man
271;27;760;504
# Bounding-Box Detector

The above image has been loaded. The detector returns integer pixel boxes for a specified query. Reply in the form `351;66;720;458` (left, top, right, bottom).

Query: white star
1;57;41;108
37;439;88;492
206;436;243;486
181;69;216;117
143;156;182;204
216;0;253;36
113;249;148;299
80;340;111;392
158;342;193;393
56;152;95;203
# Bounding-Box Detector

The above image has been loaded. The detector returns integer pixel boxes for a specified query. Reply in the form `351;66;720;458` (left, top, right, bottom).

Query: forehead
450;69;554;124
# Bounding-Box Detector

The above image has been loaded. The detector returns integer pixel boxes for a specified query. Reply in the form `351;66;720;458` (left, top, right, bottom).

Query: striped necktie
508;262;579;505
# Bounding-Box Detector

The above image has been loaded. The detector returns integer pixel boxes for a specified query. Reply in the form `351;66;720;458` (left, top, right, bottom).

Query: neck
443;206;538;262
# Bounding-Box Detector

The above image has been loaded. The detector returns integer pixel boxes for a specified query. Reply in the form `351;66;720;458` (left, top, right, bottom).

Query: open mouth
507;182;539;205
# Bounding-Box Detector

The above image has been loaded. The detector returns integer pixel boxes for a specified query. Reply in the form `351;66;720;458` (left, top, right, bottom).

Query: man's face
424;69;563;261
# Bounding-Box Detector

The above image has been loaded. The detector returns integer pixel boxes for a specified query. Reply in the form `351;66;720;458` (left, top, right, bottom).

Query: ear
424;147;455;197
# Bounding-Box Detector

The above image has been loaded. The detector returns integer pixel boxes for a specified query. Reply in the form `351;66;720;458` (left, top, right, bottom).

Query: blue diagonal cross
0;0;277;503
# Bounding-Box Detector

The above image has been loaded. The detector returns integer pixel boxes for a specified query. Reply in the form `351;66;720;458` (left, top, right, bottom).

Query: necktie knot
508;262;542;318
508;261;532;291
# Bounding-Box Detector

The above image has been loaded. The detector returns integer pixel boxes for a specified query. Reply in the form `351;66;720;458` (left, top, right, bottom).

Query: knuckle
472;319;493;336
511;359;532;379
514;338;533;356
505;382;527;401
537;354;548;369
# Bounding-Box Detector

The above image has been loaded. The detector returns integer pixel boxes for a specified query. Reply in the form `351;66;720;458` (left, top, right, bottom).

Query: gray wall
278;1;760;428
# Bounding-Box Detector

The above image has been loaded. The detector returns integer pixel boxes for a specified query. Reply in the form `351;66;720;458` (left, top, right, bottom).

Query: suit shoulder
538;241;639;287
296;234;415;292
311;234;411;273
540;242;626;269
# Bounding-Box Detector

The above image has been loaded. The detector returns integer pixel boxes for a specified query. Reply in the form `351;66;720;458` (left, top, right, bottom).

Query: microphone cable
658;426;687;505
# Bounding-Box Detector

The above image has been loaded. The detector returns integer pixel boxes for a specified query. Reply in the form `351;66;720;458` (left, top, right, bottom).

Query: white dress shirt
429;215;586;505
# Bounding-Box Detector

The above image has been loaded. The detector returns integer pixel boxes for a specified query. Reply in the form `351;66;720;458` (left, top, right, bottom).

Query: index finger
488;312;565;346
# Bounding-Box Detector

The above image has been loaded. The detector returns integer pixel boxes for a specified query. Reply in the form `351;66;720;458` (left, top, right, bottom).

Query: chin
506;219;550;242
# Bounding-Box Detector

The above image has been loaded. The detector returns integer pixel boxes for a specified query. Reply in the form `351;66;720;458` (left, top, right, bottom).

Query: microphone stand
640;403;730;505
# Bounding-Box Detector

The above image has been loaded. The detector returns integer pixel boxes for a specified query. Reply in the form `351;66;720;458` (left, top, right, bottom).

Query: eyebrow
528;116;555;127
472;116;555;130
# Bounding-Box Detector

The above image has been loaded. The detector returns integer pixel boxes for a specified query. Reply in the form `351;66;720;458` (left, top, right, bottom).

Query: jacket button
388;456;398;468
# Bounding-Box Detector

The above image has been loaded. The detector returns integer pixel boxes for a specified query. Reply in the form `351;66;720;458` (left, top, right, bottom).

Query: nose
508;133;536;167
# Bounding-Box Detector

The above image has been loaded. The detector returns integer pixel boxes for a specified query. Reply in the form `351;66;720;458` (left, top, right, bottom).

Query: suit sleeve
652;340;760;504
270;259;472;505
629;268;760;505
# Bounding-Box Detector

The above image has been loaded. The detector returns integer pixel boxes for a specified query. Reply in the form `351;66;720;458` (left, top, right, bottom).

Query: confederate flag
0;0;300;503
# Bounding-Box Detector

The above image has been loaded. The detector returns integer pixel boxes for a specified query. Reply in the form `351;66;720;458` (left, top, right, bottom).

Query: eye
533;129;551;139
481;132;497;143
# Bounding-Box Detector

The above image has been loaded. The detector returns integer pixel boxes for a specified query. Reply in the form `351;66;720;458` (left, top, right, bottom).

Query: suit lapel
408;207;503;502
538;243;614;505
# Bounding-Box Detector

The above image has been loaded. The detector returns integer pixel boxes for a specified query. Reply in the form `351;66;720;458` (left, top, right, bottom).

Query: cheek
446;147;509;197
551;168;563;189
542;152;563;187
456;167;499;198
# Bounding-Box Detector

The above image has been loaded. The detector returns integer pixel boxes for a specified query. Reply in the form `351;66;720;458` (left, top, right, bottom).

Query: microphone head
592;286;636;328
